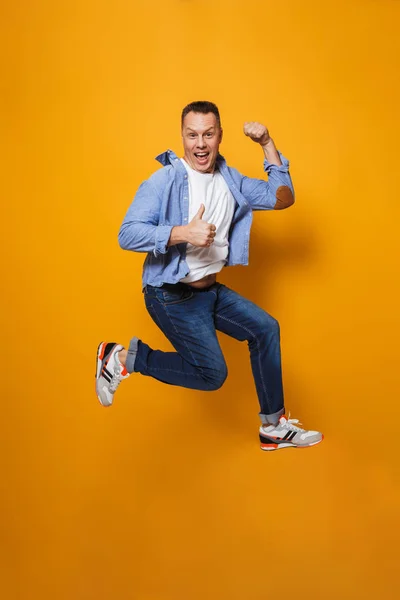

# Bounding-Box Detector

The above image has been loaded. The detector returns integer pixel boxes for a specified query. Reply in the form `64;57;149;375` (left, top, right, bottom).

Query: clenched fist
243;121;271;146
185;204;216;247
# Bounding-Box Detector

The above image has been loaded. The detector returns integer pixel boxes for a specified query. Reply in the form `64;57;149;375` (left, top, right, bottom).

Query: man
95;101;323;451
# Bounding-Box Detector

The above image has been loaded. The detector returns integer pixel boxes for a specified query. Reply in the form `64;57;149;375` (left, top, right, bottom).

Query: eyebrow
186;127;215;133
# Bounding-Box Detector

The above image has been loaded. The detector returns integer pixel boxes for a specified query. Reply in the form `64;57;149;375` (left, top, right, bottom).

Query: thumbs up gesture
186;204;216;247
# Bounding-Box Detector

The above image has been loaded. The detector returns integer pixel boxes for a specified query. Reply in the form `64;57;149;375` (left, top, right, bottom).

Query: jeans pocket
161;288;194;305
144;285;163;301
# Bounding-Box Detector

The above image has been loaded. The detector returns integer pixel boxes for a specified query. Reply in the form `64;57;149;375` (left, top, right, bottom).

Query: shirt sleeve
239;151;295;210
118;179;173;257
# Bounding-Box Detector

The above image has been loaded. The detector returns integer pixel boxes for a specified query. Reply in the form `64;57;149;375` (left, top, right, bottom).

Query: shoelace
282;415;304;433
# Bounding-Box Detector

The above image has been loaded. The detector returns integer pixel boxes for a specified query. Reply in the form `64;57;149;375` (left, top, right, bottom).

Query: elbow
118;229;129;250
118;225;137;251
118;223;152;253
273;185;295;210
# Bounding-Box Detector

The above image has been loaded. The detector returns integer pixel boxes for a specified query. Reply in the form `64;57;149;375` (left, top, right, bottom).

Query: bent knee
203;364;228;391
260;315;280;336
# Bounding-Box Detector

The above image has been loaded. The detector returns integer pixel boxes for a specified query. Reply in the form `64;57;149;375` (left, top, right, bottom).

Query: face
182;111;223;173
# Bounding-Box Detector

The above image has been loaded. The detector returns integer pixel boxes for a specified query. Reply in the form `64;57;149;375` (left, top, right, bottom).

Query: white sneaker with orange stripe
95;342;130;407
259;415;323;451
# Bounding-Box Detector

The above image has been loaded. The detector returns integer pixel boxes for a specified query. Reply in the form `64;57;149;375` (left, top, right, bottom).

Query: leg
214;284;285;425
126;284;227;391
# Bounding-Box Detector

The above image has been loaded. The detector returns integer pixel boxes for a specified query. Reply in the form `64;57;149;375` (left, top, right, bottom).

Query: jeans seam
215;312;272;414
149;298;205;377
146;302;164;339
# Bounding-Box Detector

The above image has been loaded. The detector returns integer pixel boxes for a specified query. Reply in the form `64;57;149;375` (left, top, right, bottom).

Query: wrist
261;138;282;167
169;224;189;246
261;137;274;150
178;224;189;243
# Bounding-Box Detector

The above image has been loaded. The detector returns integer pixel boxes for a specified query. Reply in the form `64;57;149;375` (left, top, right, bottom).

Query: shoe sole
260;436;324;451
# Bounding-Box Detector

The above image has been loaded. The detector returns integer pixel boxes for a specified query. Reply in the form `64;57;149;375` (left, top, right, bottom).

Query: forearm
118;222;173;256
261;138;282;166
119;221;190;253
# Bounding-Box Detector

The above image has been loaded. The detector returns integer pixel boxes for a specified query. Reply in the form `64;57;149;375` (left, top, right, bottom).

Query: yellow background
1;0;399;598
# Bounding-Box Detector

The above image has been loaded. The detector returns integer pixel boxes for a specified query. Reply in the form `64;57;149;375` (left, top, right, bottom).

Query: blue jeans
125;282;285;425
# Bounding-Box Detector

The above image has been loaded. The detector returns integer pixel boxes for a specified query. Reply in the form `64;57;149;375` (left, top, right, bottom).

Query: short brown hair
181;101;221;129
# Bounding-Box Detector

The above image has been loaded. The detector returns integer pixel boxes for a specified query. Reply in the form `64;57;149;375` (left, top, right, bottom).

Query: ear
219;128;223;143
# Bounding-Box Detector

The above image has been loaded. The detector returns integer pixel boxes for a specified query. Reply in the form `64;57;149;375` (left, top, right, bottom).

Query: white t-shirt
180;158;236;284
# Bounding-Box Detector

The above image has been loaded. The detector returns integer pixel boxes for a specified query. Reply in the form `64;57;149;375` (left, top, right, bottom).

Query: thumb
193;203;205;220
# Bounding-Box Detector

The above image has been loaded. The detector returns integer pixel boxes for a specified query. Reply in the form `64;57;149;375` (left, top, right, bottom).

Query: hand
185;204;216;247
243;121;271;147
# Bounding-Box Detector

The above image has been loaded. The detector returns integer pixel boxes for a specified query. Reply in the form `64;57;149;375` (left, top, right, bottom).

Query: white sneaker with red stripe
95;342;130;407
259;415;323;451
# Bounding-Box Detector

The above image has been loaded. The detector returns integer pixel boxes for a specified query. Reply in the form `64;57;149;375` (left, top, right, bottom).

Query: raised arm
242;121;295;210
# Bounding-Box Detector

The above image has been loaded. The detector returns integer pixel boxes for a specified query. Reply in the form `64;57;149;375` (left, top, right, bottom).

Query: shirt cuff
263;151;290;173
153;225;174;257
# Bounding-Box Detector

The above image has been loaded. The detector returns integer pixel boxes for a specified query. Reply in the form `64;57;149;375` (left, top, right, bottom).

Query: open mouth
194;152;209;164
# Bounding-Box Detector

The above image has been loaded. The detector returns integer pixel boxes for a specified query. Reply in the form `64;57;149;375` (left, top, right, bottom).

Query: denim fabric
125;282;285;423
118;149;294;288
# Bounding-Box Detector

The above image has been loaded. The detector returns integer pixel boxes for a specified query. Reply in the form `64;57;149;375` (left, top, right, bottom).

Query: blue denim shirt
118;149;294;287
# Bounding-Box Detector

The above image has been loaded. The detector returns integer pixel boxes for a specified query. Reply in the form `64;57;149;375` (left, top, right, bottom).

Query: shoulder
146;165;176;188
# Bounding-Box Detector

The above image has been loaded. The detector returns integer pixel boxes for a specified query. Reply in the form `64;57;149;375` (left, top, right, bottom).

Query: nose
196;136;206;148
